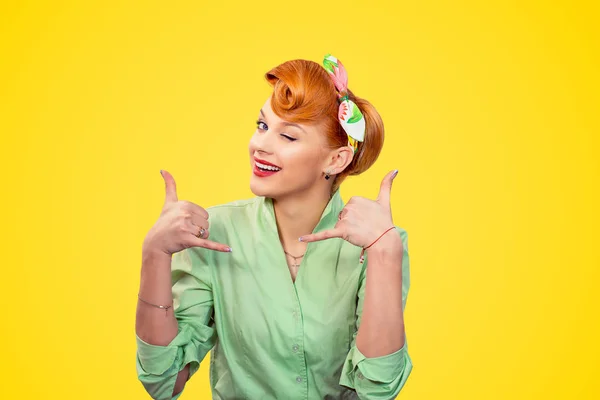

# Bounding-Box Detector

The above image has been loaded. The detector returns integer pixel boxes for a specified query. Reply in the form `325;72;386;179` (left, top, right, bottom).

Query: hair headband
322;54;366;154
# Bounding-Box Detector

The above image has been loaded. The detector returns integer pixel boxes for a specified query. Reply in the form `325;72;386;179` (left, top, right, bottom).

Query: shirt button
296;376;303;383
357;371;364;380
292;344;299;352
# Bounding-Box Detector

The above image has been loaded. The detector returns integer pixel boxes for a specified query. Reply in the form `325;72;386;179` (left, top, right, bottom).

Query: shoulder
181;197;263;271
206;196;261;219
204;196;263;237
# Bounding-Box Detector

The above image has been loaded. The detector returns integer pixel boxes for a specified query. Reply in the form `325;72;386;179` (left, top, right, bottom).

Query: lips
254;158;281;169
253;158;282;177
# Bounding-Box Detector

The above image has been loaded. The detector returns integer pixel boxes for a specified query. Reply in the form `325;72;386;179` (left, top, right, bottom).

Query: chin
250;178;278;198
250;172;299;199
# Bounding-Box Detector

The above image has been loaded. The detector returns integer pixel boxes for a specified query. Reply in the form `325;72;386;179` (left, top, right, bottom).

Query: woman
135;54;412;400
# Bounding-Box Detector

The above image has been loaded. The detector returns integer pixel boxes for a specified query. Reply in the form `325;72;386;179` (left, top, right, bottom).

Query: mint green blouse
135;188;412;399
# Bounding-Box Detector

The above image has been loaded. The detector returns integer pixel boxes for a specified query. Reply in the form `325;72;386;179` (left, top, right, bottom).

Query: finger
299;227;344;243
181;201;209;219
193;226;210;239
189;237;232;253
190;214;209;232
161;170;178;204
338;207;350;221
184;219;208;239
376;169;399;208
198;227;210;239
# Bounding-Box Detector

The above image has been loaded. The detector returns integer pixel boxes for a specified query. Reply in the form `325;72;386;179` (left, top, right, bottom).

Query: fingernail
392;169;398;178
160;170;163;176
227;247;233;252
298;237;304;242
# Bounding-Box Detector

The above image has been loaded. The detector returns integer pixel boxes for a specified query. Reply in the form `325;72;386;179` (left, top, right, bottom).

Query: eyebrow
259;109;307;133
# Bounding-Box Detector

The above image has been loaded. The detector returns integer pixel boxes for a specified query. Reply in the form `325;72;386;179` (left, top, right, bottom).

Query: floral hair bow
322;54;366;154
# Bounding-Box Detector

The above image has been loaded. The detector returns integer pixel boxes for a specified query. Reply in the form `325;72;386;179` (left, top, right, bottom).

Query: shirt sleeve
339;226;413;399
136;247;218;400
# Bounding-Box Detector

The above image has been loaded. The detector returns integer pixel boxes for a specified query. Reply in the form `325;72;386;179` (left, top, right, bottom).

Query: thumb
376;169;398;209
160;170;178;204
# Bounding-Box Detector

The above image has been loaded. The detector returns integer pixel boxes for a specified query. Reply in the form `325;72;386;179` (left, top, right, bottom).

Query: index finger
299;228;344;243
189;237;232;253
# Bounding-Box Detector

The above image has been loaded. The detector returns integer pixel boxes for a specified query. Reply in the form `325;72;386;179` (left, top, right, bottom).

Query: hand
142;170;232;256
299;170;399;248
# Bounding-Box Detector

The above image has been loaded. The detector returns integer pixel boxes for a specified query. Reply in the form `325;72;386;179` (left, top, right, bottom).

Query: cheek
281;146;322;171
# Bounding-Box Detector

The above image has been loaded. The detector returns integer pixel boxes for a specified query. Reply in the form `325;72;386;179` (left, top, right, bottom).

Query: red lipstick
254;158;281;168
253;158;282;178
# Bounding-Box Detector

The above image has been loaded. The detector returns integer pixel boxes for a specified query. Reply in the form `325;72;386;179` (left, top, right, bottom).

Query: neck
272;185;333;253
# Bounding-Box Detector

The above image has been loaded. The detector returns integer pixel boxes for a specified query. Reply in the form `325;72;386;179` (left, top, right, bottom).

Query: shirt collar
261;188;344;236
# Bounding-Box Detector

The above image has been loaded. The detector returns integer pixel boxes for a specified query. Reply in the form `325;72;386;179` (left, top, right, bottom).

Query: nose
250;127;275;155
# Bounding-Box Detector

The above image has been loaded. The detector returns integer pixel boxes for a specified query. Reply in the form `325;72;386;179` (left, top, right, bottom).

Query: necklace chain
283;249;305;268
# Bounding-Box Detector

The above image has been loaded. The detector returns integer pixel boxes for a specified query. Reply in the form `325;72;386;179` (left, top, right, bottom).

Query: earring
324;169;331;180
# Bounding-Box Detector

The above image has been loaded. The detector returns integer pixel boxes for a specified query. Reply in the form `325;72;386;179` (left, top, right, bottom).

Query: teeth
256;161;281;171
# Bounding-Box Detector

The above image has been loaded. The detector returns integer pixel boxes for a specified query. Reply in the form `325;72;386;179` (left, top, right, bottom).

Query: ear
324;146;354;175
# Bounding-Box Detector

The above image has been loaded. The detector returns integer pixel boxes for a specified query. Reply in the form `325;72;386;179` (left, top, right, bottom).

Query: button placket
291;298;307;397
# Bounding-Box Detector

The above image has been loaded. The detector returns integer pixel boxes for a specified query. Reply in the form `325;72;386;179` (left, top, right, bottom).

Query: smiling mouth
255;161;282;172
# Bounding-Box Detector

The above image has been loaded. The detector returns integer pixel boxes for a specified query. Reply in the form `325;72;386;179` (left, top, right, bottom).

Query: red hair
265;59;384;193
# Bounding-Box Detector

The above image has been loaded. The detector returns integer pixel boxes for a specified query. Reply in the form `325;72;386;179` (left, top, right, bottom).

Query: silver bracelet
138;294;173;315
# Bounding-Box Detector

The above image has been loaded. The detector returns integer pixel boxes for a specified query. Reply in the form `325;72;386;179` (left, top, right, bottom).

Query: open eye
256;120;268;131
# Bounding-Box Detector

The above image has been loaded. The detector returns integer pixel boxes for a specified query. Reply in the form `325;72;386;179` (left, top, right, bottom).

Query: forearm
136;248;200;397
172;364;190;396
135;248;179;346
355;231;405;358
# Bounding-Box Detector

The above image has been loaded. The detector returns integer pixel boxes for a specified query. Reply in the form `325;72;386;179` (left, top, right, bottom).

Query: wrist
141;245;172;266
366;228;402;256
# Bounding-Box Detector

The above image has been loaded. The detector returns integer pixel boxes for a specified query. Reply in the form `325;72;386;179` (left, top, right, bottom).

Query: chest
211;238;363;356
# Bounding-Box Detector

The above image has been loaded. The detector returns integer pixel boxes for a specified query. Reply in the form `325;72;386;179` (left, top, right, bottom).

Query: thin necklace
283;250;305;268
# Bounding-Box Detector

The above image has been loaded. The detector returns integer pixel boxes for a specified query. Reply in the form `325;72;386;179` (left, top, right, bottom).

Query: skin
299;169;407;359
136;95;406;397
136;170;232;397
249;97;354;277
251;96;407;359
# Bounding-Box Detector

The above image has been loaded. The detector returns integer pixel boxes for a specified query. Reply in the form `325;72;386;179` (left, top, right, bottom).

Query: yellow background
1;0;598;399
